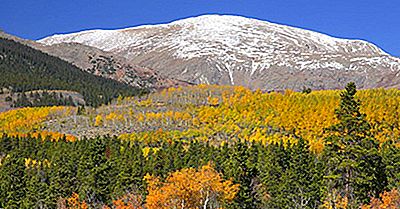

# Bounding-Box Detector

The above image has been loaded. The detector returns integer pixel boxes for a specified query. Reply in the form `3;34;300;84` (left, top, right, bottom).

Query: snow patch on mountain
38;14;400;90
39;15;387;56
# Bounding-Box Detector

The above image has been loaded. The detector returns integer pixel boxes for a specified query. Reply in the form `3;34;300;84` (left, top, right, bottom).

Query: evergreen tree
48;144;78;206
113;141;145;196
323;82;387;205
381;141;400;189
223;141;258;209
76;138;112;207
258;138;323;209
23;168;51;208
0;38;148;107
0;154;27;208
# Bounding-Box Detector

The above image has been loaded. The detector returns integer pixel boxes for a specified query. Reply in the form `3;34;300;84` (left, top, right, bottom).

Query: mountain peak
39;14;386;56
170;14;259;25
38;15;400;90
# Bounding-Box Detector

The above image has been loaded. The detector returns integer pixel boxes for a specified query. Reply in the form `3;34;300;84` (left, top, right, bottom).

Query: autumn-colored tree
95;115;104;127
320;189;349;209
144;163;239;209
361;189;400;209
112;193;144;209
66;193;88;209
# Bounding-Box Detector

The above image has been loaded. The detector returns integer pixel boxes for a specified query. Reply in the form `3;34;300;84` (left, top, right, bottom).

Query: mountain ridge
35;14;400;90
0;31;188;90
0;37;146;107
40;15;389;55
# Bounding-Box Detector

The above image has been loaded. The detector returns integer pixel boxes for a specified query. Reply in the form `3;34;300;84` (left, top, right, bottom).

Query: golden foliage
207;96;219;106
0;106;76;142
94;114;104;127
24;158;51;169
3;131;76;142
321;190;349;209
144;163;239;209
4;86;400;154
112;194;144;209
114;86;400;153
361;189;400;209
66;193;88;209
0;106;74;133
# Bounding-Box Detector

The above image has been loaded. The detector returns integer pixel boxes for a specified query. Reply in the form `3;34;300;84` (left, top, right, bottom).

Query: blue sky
1;0;399;56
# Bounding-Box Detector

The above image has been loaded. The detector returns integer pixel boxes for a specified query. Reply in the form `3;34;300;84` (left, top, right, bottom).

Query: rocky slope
0;32;186;90
39;14;400;91
36;43;189;89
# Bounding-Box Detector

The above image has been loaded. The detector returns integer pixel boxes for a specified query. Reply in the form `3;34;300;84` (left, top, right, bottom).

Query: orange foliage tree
144;163;239;209
361;189;400;209
64;193;88;209
112;193;144;209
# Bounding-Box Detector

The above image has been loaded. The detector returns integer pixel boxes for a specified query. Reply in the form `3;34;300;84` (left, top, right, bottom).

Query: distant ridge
0;38;146;107
0;31;189;90
37;14;400;90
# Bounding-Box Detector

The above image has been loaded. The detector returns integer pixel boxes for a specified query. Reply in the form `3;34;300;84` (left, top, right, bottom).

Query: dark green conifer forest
0;38;147;107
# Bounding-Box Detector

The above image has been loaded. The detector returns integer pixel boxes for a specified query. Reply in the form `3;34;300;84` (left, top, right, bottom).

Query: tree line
0;38;148;107
10;91;77;107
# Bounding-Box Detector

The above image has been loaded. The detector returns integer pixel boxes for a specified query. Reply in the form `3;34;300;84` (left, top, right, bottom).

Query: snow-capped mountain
39;14;400;90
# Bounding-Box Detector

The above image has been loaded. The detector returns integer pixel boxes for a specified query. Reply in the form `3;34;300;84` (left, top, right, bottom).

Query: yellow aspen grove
3;85;400;153
0;106;74;133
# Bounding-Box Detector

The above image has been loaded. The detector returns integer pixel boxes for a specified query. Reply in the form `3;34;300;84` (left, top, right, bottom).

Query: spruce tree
48;146;78;206
0;154;27;208
23;168;50;208
77;138;113;206
223;141;258;209
113;141;144;196
323;82;387;205
381;141;400;189
257;138;324;209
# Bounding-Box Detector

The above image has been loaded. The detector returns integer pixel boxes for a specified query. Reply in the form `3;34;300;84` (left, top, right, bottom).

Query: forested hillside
0;38;147;107
1;83;400;208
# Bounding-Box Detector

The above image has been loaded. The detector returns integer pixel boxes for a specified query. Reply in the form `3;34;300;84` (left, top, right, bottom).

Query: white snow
38;14;400;80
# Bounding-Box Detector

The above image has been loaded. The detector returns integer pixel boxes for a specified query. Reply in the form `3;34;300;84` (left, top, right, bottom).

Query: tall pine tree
323;82;387;206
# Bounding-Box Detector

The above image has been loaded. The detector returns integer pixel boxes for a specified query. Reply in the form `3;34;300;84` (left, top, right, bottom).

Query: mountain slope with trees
0;38;147;107
0;31;189;90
